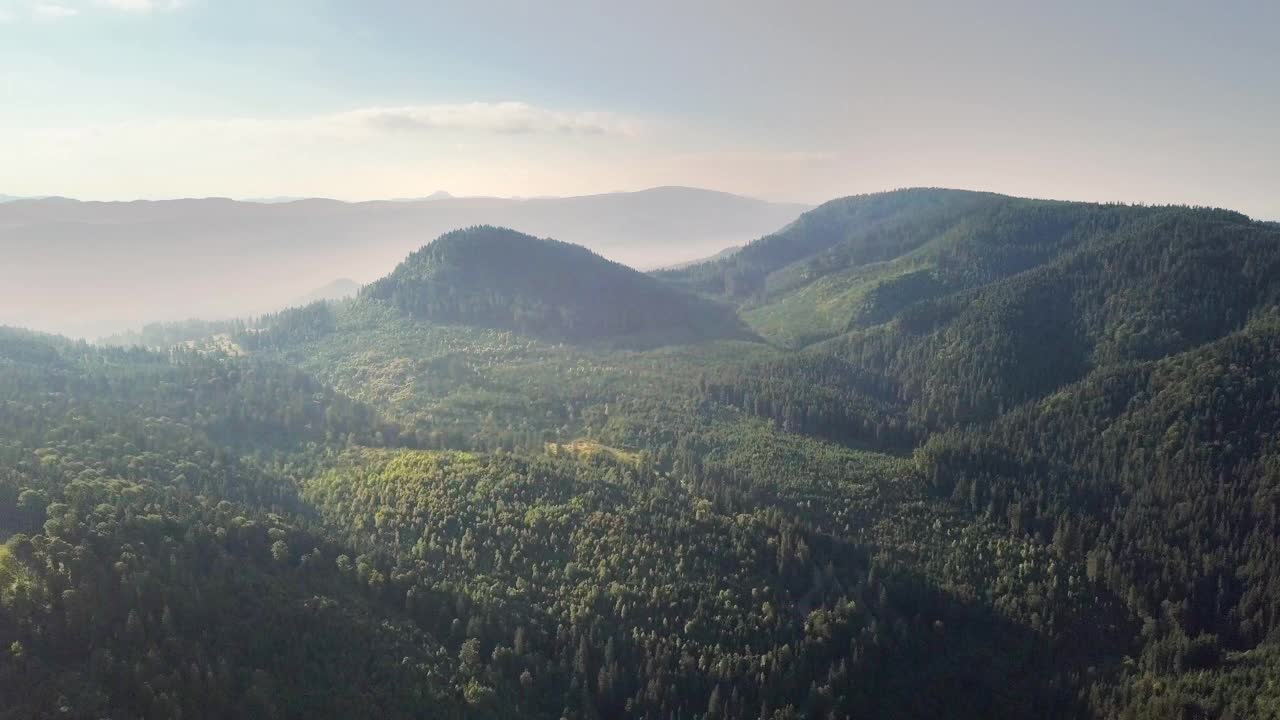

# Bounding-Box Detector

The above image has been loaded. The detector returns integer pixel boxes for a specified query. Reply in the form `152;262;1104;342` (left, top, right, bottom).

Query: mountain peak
362;226;750;344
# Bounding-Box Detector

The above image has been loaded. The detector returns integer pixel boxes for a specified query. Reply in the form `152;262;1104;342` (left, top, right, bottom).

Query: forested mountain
919;312;1280;643
684;190;1280;716
362;226;750;343
658;188;1000;301
700;193;1278;438
6;188;1280;719
0;323;1094;719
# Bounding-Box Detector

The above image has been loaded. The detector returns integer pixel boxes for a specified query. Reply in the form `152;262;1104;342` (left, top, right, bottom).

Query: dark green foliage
238;301;339;350
303;444;1083;719
99;318;246;349
0;331;462;718
364;226;749;343
658;188;1000;298
918;314;1280;650
688;192;1280;716
714;203;1280;437
0;487;458;720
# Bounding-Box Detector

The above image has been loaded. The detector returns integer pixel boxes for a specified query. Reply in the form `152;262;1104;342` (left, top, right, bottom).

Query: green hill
918;312;1280;649
695;192;1280;717
709;202;1279;436
364;225;750;343
659;189;1262;350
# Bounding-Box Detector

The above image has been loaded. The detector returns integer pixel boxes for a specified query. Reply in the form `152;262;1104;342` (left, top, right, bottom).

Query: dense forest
5;189;1280;718
362;226;750;344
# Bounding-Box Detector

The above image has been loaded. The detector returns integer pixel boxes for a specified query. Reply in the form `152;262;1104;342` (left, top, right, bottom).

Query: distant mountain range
245;191;456;203
390;191;455;202
0;186;807;338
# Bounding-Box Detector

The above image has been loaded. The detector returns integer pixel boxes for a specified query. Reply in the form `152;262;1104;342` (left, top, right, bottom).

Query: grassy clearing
545;440;640;465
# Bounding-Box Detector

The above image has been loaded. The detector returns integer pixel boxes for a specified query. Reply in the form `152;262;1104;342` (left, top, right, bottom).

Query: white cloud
31;2;78;20
22;102;645;143
95;0;185;12
332;103;641;137
0;0;186;20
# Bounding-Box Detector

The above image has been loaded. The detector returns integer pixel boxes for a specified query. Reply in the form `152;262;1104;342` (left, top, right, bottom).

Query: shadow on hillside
829;549;1129;719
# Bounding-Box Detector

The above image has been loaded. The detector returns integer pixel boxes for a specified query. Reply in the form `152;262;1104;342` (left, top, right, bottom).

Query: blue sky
1;0;1277;215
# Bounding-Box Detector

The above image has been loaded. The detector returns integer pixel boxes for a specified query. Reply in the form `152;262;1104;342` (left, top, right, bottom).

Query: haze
0;188;807;338
1;0;1277;337
2;0;1277;212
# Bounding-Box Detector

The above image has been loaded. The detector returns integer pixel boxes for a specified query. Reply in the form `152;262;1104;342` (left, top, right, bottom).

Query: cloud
21;102;645;143
31;1;78;19
0;0;186;20
333;103;641;137
95;0;185;11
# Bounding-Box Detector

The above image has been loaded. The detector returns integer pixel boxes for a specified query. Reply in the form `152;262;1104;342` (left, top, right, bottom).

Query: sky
1;0;1278;216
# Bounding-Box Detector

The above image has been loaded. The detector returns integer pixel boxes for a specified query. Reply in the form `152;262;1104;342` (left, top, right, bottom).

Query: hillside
362;226;751;343
8;188;1280;718
918;312;1280;647
660;189;1185;347
707;199;1278;434
0;187;807;339
0;327;466;718
0;321;1100;720
689;191;1280;716
658;188;995;297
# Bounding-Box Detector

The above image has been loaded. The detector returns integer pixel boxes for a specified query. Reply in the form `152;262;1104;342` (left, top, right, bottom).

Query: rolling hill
361;226;751;343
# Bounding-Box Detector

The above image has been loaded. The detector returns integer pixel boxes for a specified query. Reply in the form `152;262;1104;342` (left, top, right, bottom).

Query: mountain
658;188;992;297
680;189;1280;694
362;226;750;343
293;277;360;305
242;196;316;203
662;188;1264;348
918;312;1280;645
690;190;1274;423
9;187;1280;719
0;187;808;338
391;191;454;201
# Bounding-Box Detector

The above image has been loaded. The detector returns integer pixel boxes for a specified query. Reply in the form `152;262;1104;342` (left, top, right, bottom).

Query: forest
4;188;1280;719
